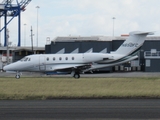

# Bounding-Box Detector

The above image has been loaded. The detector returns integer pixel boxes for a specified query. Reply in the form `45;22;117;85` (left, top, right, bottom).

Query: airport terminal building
45;35;160;72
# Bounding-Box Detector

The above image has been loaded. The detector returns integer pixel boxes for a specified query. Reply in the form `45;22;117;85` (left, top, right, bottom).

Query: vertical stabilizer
111;31;154;55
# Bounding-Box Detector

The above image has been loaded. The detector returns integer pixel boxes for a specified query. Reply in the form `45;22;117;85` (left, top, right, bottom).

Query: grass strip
0;77;160;100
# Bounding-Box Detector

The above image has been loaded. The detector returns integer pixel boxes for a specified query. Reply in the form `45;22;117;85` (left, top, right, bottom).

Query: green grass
0;77;160;100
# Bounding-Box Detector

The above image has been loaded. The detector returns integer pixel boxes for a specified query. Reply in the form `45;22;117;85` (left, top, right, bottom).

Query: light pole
30;26;34;54
0;17;1;46
6;29;9;64
24;23;27;46
36;6;40;47
112;17;116;37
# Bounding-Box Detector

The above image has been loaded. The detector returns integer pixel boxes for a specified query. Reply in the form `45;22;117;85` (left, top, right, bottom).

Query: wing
51;63;91;72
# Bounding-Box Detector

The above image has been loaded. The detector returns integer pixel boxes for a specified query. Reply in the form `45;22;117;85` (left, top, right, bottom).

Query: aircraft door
39;56;46;71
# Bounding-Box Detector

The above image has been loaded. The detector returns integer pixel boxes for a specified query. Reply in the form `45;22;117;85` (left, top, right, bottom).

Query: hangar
45;35;160;72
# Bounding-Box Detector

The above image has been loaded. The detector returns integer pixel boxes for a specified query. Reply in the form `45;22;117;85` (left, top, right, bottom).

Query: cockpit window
20;57;30;62
20;57;26;61
24;58;28;61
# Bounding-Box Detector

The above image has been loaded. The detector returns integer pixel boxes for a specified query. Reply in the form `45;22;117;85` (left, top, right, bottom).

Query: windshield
20;57;26;61
20;57;31;62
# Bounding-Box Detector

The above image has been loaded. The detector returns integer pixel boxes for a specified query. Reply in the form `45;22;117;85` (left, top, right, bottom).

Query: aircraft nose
3;62;21;71
2;67;5;72
3;64;11;71
3;65;8;71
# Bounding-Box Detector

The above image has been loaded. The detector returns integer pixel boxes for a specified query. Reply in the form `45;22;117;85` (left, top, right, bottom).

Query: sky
1;0;160;47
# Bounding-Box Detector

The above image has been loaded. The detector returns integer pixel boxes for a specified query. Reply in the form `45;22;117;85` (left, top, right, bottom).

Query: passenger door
39;56;46;71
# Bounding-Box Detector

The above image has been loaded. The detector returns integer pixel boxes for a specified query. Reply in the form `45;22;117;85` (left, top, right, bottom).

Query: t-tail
83;31;154;72
111;31;154;57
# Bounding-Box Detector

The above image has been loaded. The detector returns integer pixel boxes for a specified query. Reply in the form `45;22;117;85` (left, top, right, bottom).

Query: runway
0;99;160;120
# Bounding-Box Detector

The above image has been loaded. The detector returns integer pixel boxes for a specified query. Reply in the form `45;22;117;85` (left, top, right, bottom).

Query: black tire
74;74;80;79
15;75;20;79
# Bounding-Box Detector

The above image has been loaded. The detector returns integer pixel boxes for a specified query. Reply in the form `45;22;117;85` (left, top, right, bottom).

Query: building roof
0;46;45;51
52;36;160;42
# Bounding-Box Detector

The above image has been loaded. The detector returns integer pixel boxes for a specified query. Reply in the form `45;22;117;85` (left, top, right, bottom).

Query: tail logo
122;42;138;47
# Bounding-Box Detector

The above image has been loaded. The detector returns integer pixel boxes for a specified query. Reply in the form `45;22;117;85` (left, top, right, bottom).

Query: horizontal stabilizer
129;31;154;35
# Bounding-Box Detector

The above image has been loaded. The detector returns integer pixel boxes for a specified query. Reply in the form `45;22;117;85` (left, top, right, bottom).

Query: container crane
0;0;32;46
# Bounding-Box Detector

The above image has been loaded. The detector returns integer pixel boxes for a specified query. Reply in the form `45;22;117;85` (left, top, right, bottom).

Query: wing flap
52;64;90;71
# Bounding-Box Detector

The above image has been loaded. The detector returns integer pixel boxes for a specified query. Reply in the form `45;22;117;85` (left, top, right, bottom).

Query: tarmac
1;71;160;78
0;99;160;120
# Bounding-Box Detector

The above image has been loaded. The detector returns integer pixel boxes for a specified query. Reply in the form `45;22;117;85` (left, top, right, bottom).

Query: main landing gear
71;71;80;79
74;73;80;79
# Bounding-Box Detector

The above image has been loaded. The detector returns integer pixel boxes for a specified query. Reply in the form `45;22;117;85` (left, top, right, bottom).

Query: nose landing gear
15;72;21;79
15;74;20;79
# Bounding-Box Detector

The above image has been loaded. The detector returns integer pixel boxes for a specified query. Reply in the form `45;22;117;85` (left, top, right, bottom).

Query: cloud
1;0;160;46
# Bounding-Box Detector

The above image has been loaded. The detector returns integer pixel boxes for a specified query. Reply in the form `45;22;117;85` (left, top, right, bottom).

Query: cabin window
65;57;68;60
47;57;49;61
53;57;55;61
28;58;31;61
72;57;74;60
59;57;62;60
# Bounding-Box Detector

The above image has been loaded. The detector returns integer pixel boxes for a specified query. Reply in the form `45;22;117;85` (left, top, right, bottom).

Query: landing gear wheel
74;74;80;79
15;75;20;79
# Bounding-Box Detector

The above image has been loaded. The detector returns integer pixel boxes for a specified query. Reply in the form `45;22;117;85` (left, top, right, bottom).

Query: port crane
0;0;32;46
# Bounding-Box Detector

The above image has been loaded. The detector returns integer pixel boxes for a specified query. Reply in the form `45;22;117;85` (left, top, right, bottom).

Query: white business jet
3;31;153;79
